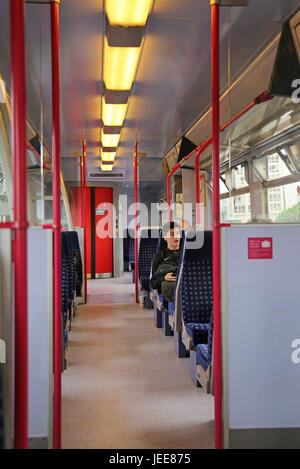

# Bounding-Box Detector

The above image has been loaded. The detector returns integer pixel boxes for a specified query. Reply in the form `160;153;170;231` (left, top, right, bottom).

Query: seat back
128;236;135;267
138;229;160;291
123;231;130;265
172;230;186;331
207;312;214;365
156;230;167;253
69;231;83;296
180;231;213;326
61;232;69;314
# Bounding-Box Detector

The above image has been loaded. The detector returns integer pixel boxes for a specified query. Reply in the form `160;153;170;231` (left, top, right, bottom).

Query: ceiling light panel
104;37;140;90
101;152;116;162
101;163;113;171
102;97;127;126
106;0;153;27
101;130;120;147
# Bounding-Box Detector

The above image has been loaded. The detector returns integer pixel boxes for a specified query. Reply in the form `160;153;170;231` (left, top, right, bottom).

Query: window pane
267;181;300;222
288;142;300;172
221;193;251;223
0;163;11;222
232;164;249;189
220;177;229;195
253;153;291;182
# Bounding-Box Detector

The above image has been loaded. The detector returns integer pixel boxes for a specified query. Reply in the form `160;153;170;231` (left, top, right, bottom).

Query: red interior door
86;187;91;276
94;187;113;277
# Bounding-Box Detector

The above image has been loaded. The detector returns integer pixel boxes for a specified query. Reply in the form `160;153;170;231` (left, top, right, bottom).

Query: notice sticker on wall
96;208;106;216
248;237;273;259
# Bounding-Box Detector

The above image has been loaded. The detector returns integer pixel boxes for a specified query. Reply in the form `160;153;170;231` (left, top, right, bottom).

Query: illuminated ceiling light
106;0;153;27
101;163;113;171
101;130;120;148
101;152;116;162
104;37;140;90
102;97;127;126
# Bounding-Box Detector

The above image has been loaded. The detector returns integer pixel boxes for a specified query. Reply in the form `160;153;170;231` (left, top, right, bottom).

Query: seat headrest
183;231;212;261
61;232;73;257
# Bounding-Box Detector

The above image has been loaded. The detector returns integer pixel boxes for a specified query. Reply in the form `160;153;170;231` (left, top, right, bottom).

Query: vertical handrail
51;0;62;450
11;0;28;449
211;1;223;450
195;138;212;227
82;139;87;304
134;142;139;303
80;154;84;228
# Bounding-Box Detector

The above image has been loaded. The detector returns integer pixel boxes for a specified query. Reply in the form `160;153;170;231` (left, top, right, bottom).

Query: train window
287;142;300;172
27;157;53;226
221;193;251;223
253;152;292;182
0;163;11;222
231;163;249;190
267;181;300;222
0;99;13;221
220;176;229;195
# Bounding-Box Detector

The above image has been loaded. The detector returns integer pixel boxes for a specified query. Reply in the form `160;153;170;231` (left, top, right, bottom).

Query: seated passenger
150;221;181;302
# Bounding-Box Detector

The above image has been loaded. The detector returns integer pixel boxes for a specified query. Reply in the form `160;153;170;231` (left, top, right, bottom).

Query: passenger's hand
165;272;176;282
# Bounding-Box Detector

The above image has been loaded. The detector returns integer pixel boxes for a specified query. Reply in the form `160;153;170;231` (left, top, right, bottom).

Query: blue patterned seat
138;229;160;292
180;231;213;348
69;231;83;297
168;301;175;316
196;313;213;372
186;322;210;346
129;236;135;270
61;233;69;315
61;233;69;354
156;229;168;253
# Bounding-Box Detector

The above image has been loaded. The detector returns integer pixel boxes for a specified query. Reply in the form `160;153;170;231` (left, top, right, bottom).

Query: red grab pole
134;142;139;303
195;138;212;227
211;1;223;449
10;0;28;449
51;0;62;450
80;154;84;228
82;140;87;304
166;164;179;222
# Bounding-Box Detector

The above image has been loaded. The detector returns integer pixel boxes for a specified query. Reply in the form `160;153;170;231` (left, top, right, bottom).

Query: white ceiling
0;0;300;185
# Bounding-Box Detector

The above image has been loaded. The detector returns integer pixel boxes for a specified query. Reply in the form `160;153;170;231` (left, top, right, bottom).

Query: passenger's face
164;227;180;250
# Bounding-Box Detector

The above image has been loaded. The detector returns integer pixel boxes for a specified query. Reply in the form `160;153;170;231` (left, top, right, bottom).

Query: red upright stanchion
134;142;139;304
80;154;84;228
211;1;223;450
50;0;62;450
195;138;212;227
166;162;183;222
10;0;28;449
82;139;87;304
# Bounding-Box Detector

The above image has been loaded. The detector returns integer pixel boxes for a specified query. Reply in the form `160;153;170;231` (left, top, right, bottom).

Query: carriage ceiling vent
89;170;126;179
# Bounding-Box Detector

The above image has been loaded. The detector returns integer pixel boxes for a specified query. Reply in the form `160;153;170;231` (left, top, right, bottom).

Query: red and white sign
248;237;273;260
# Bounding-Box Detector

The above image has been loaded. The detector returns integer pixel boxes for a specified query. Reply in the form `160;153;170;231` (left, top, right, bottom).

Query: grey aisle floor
62;273;215;449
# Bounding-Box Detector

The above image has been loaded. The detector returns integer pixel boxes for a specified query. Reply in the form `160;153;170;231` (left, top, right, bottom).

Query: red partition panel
94;187;113;276
86;187;91;276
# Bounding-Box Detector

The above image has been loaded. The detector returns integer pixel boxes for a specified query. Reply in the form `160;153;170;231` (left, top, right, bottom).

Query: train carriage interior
1;0;300;451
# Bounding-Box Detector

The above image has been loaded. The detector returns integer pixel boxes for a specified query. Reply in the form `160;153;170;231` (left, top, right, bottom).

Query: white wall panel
222;225;300;430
